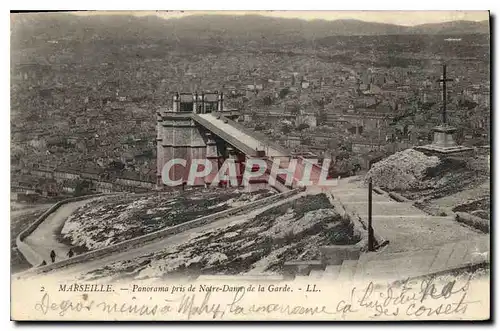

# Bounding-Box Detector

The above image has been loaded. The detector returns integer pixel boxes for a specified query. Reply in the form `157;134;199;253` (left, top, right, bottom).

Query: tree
317;109;328;126
286;102;300;115
107;160;125;171
279;88;290;99
261;95;273;106
290;107;301;116
301;137;313;145
282;125;292;135
339;139;353;154
297;123;310;131
458;99;478;110
74;179;92;197
250;112;259;122
255;123;266;131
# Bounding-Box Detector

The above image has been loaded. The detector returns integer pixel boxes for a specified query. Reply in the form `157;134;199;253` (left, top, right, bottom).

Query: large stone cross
415;64;473;156
436;64;454;125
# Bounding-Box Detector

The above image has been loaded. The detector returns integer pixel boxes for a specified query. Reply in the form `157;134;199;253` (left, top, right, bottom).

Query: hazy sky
72;10;489;26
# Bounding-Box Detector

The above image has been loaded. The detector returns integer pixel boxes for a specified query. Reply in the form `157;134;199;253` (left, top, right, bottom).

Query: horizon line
54;10;491;27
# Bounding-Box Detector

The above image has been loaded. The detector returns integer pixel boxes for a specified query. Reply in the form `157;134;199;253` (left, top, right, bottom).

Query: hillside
11;13;490;51
408;20;490;35
80;193;361;281
60;188;274;252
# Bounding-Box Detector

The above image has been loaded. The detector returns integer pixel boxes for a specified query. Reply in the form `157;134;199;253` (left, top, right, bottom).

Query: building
156;91;241;187
295;114;317;128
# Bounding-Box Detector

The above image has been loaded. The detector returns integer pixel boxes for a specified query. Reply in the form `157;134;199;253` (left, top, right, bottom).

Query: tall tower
156;91;228;188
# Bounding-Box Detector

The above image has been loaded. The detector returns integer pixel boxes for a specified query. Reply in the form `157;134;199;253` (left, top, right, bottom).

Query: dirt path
23;198;101;265
430;180;490;210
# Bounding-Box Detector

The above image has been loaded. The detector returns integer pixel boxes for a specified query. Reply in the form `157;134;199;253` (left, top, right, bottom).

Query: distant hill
407;20;490;35
10;13;490;49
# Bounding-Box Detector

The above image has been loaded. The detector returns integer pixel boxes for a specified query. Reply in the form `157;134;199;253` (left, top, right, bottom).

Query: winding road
22;198;102;266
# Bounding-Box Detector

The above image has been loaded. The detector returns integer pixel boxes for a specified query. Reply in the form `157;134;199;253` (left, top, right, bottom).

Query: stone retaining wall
455;212;489;233
319;191;387;266
16;194;111;267
27;188;303;275
388;191;410;202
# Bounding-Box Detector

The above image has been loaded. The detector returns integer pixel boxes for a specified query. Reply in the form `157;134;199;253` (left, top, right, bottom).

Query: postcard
10;10;490;321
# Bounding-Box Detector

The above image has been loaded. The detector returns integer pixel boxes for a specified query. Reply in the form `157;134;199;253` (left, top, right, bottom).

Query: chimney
172;93;179;112
193;92;198;113
201;92;205;114
218;92;224;111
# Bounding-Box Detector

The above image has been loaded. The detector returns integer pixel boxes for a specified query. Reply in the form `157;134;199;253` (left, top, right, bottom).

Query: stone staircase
294;235;489;283
175;235;489;284
277;177;491;284
329;178;487;254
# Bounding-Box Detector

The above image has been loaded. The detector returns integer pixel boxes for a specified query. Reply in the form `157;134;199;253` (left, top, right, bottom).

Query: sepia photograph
9;9;491;321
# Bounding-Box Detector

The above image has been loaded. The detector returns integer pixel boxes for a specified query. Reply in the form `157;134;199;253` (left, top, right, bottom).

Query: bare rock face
82;194;361;280
288;209;338;236
470;210;489;220
205;252;228;266
60;188;274;251
259;208;338;240
258;211;296;239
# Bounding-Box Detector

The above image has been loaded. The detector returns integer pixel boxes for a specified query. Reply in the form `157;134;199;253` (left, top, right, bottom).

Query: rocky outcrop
365;149;440;191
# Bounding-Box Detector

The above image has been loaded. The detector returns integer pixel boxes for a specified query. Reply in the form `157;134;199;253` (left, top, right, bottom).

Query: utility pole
368;177;374;251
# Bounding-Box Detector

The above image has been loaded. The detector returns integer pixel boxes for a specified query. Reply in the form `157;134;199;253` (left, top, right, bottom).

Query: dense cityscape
11;13;490;197
10;14;491;315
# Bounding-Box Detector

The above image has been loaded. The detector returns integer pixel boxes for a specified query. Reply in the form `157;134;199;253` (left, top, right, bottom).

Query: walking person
50;250;56;263
67;249;74;258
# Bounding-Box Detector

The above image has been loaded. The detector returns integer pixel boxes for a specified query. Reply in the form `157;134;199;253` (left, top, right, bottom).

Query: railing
158;112;193;119
191;113;257;156
216;113;291;156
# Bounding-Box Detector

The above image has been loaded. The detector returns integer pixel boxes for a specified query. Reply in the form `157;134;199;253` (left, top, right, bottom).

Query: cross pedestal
432;125;459;149
414;64;474;157
415;125;473;156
